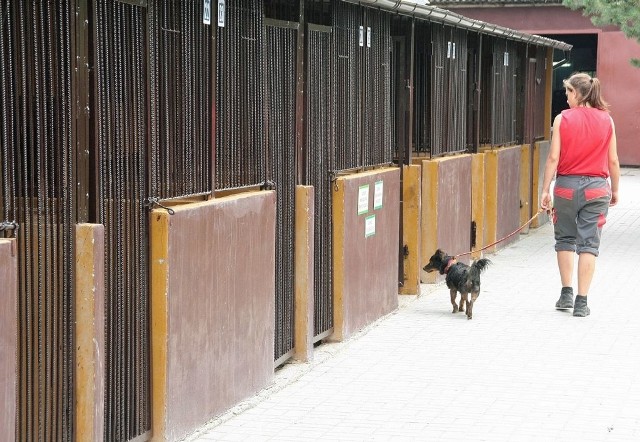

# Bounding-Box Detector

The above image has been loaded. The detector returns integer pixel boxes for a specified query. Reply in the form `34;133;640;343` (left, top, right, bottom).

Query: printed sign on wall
374;180;383;209
358;184;369;215
365;215;376;237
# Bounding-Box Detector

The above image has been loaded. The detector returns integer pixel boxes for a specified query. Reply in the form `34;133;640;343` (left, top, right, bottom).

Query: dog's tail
469;258;491;292
471;258;491;274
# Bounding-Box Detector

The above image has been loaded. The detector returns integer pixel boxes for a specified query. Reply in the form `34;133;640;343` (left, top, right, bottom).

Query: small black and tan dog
423;249;491;320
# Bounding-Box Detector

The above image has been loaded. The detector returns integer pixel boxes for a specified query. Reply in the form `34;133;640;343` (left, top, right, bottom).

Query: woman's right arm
541;113;562;210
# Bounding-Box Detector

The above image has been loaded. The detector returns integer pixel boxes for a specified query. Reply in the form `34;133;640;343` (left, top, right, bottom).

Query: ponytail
563;73;609;111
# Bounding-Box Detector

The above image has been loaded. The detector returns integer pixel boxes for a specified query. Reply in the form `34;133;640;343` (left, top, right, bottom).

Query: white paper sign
217;0;226;27
374;181;383;209
358;185;369;215
365;215;376;237
367;27;371;48
203;0;211;24
359;26;364;47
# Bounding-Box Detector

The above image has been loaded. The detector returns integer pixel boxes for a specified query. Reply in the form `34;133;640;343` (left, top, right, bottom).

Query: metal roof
342;0;572;51
429;0;562;5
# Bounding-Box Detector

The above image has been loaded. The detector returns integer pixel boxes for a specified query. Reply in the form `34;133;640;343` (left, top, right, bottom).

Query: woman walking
540;72;620;317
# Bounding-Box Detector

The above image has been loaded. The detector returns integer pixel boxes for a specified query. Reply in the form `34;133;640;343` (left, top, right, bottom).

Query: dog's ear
436;249;445;257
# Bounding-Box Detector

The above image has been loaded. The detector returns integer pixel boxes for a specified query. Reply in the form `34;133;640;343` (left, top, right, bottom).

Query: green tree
563;0;640;67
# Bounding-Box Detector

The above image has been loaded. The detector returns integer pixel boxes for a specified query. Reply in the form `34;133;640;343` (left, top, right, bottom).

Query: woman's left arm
608;118;620;206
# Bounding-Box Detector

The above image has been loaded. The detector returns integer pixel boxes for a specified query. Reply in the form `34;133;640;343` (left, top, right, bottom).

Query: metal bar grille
390;15;413;163
266;21;297;363
216;0;265;190
333;0;360;171
490;38;518;146
150;0;212;200
466;33;481;152
533;47;547;140
479;36;493;145
333;1;391;170
515;43;526;145
93;1;150;440
430;24;446;155
413;21;430;153
360;8;392;167
431;25;468;157
306;24;334;339
1;1;75;439
450;27;468;153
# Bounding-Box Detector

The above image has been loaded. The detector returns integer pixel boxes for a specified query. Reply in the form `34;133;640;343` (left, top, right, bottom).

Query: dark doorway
545;33;598;121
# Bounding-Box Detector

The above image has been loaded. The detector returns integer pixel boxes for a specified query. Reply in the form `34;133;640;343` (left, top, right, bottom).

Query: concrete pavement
186;168;640;441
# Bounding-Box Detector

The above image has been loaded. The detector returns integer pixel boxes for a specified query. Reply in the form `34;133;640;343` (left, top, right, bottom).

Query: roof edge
342;0;573;51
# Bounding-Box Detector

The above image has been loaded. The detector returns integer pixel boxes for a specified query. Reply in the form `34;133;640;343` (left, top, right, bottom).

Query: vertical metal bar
210;0;217;195
295;0;305;184
75;0;90;223
475;33;482;152
408;18;414;161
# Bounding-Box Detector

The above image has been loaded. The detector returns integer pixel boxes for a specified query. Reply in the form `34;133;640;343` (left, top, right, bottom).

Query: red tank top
557;107;612;178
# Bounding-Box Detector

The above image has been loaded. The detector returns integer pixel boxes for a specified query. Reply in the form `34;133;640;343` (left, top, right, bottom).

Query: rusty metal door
92;1;151;440
1;1;76;440
266;18;298;364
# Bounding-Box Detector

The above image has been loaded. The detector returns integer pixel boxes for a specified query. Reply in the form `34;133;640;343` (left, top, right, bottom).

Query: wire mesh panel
306;24;334;339
216;0;265;190
93;1;151;440
266;20;297;363
150;0;212;200
361;8;392;167
0;1;75;439
333;0;360;171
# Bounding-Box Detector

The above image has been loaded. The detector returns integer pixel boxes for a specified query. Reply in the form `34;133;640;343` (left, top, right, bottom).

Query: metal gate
1;1;76;439
306;23;334;340
93;1;151;440
266;19;298;364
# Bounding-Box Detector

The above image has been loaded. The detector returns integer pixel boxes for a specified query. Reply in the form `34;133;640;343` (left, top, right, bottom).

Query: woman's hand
610;190;619;206
540;190;552;211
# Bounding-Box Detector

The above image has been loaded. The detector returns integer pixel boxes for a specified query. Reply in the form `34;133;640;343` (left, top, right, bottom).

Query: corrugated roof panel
342;0;572;51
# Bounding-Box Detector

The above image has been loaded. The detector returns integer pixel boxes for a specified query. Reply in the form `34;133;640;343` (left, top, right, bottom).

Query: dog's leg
459;293;467;313
449;289;459;313
467;291;480;320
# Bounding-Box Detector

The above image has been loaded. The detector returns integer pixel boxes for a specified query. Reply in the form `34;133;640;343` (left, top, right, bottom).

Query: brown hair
563;72;609;111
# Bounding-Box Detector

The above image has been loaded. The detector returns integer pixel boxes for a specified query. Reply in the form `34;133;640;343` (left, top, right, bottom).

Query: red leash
455;208;549;259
